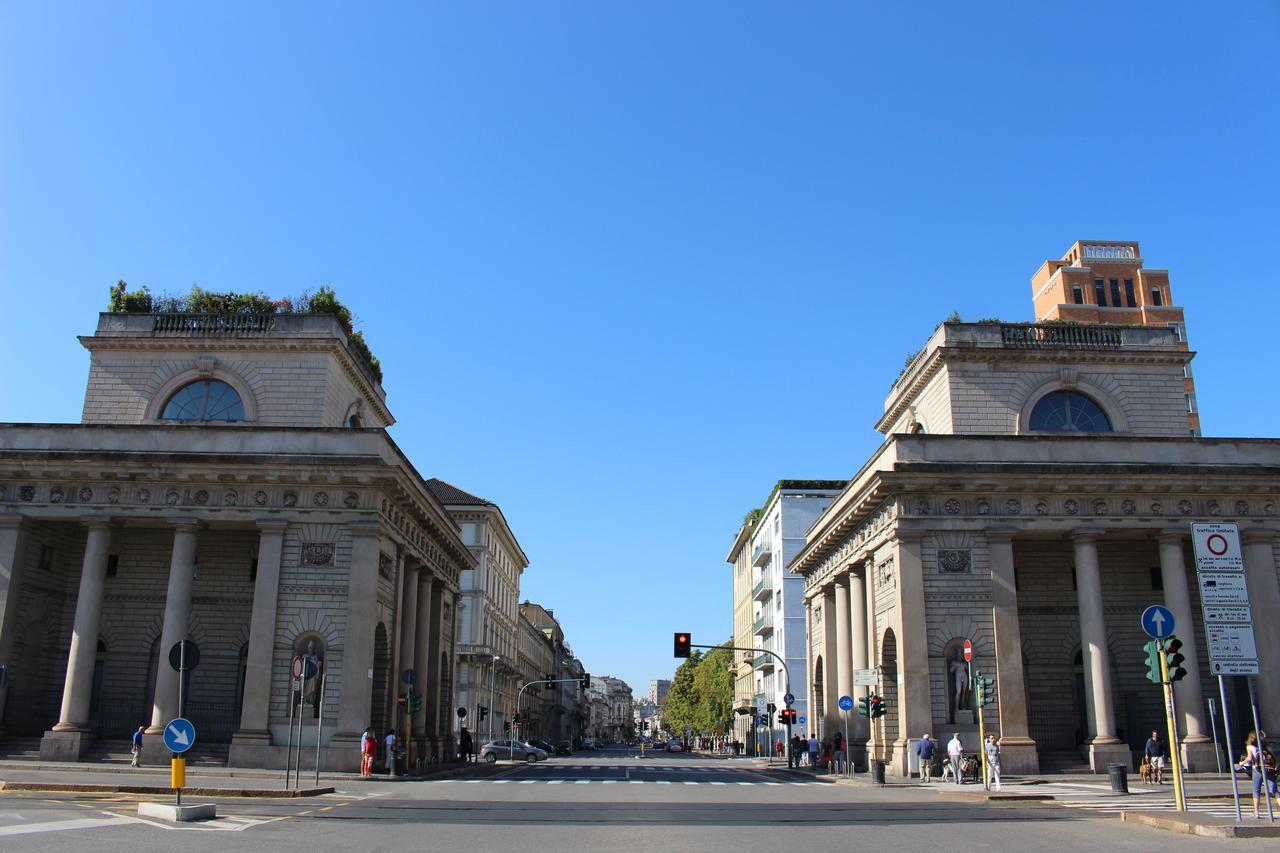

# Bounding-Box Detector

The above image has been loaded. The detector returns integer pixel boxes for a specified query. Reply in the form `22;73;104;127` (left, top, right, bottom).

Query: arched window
160;380;245;421
1028;391;1112;432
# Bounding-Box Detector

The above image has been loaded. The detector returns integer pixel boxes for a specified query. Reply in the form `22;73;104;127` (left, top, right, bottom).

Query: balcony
753;652;776;670
753;611;773;636
752;539;772;567
752;576;772;602
999;323;1122;350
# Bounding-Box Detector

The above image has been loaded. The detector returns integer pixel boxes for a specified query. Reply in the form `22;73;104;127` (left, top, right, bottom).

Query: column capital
832;573;850;589
895;529;926;544
1241;527;1279;545
985;527;1018;545
168;517;202;531
79;516;115;531
1068;527;1105;542
256;519;288;533
349;520;381;539
0;513;28;530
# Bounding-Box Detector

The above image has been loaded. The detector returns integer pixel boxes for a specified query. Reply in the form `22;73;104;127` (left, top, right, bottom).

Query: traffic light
479;705;489;721
581;672;591;690
975;672;996;707
766;703;777;714
1143;640;1163;684
858;696;872;718
1165;636;1187;682
512;712;521;725
409;692;422;713
503;721;511;734
869;694;886;719
545;673;555;687
780;709;796;724
643;721;650;730
674;633;692;658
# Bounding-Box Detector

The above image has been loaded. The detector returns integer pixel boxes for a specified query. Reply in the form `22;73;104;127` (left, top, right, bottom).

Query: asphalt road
0;746;1254;852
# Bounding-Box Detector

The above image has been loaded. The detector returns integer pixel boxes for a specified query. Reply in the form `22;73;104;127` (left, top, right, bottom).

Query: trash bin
871;760;886;785
392;753;405;777
1107;763;1128;794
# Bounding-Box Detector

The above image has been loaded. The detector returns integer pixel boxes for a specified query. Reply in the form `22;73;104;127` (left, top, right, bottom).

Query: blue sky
2;2;1278;694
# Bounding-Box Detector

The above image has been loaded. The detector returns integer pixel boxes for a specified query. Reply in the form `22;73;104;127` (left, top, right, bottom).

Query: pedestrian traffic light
479;705;489;721
766;703;777;714
869;694;886;719
1142;639;1163;684
858;696;872;718
674;633;692;658
975;673;996;707
1165;636;1187;682
581;672;591;690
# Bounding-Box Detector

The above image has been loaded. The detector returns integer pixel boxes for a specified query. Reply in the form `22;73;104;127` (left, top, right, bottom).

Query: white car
480;739;548;763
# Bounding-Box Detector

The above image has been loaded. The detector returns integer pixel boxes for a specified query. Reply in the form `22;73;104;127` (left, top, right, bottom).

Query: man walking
1144;730;1166;784
384;730;398;775
984;734;1002;791
947;733;965;784
915;733;936;783
807;733;819;769
790;734;803;769
130;726;145;767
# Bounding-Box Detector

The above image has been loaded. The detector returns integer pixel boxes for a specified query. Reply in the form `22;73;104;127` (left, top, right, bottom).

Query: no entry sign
962;640;973;662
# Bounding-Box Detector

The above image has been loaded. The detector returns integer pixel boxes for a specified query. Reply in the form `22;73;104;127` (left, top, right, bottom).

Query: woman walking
1239;731;1279;819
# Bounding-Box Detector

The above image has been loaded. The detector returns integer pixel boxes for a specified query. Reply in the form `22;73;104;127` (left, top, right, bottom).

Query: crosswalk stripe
0;817;135;837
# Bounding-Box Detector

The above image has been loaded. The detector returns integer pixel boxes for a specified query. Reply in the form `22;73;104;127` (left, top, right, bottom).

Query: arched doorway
370;624;390;736
813;656;825;740
881;629;899;752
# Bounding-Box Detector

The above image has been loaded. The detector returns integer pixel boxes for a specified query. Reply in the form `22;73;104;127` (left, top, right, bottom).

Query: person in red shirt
360;728;377;778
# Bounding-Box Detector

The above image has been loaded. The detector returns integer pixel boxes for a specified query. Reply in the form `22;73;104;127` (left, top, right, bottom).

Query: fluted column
412;572;435;743
847;567;870;745
53;521;113;731
233;521;287;739
398;559;420;703
335;523;380;738
895;532;933;773
1071;530;1126;770
1241;528;1280;732
1156;532;1208;741
988;529;1037;772
149;520;199;733
833;574;853;719
423;579;445;750
821;586;839;739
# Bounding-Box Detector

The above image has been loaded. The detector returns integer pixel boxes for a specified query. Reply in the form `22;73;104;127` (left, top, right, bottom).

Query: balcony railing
752;539;772;567
1000;323;1122;350
151;313;277;336
752;577;772;601
753;611;773;635
753;652;776;670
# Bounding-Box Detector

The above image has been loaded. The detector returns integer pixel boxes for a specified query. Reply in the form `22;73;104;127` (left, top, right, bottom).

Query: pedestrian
790;734;803;769
460;726;473;763
833;729;845;774
360;727;377;778
915;734;936;783
1144;730;1166;784
1238;731;1279;819
984;734;1002;791
130;726;145;767
385;730;398;774
807;733;819;769
947;733;965;784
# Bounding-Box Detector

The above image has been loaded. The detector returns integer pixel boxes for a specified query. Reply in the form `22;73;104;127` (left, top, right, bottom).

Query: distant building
648;679;670;706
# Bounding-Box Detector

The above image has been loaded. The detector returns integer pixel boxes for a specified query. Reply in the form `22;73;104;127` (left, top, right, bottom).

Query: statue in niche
948;655;971;721
295;637;326;718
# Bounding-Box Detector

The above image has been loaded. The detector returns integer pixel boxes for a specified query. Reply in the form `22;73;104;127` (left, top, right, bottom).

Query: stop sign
962;640;973;662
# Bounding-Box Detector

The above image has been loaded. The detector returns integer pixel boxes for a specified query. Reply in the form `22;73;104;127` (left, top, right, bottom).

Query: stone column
987;529;1037;773
148;520;199;737
41;521;113;759
821;586;839;739
1156;530;1215;770
423;579;446;756
1241;528;1280;732
230;520;287;763
412;572;435;747
833;573;854;757
895;532;933;776
333;523;381;756
398;559;420;707
1071;530;1127;771
0;515;30;735
848;567;870;752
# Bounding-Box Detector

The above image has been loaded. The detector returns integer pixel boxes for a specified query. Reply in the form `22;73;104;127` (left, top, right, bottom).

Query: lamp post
488;655;499;743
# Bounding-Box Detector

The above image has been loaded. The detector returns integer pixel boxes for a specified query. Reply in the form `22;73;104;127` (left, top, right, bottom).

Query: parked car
580;739;596;751
529;738;557;755
667;742;683;753
554;741;573;756
480;739;547;763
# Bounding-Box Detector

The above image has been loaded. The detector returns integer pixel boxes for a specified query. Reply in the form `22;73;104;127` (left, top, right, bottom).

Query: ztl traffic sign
163;717;196;754
1141;604;1176;639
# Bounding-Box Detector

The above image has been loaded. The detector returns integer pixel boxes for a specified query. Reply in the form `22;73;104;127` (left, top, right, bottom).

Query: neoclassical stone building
794;250;1280;777
0;310;475;769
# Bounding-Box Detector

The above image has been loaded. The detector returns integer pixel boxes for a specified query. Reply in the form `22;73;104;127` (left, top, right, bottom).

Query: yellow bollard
171;757;186;789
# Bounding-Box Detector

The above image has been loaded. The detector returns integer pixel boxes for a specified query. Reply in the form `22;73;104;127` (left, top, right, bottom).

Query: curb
0;781;333;797
1122;810;1280;839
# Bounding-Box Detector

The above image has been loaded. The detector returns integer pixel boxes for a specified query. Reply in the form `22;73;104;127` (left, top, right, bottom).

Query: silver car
480;739;547;763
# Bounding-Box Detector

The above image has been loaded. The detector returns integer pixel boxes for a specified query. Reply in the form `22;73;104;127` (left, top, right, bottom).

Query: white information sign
1198;573;1251;607
1191;522;1244;572
1205;625;1259;661
1211;660;1261;676
1202;606;1253;624
852;668;879;687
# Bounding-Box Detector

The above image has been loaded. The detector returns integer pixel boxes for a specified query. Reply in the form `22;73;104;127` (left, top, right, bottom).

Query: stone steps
0;737;229;766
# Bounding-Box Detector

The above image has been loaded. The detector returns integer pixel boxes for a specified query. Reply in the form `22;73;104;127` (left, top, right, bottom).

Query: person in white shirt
385;730;398;773
984;734;1002;791
947;733;965;784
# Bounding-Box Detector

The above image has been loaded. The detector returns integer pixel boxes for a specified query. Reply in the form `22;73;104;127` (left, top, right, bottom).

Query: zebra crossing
1046;789;1248;820
433;778;822;786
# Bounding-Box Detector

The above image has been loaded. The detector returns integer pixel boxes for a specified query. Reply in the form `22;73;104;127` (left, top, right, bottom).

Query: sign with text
1197;573;1251;607
1192;521;1258;677
1191;523;1244;572
1205;625;1259;661
852;668;879;687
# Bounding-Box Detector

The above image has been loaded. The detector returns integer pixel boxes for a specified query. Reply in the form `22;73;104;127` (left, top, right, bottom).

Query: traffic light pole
687;644;793;768
514;678;584;762
1158;645;1187;812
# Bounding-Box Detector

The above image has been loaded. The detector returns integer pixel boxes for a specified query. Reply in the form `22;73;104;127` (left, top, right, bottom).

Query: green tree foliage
660;641;736;739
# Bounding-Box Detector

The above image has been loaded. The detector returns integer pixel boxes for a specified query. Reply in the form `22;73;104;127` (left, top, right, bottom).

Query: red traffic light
674;633;692;658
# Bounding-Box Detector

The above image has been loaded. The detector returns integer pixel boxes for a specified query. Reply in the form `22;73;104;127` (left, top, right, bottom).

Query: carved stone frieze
938;549;971;574
301;543;335;566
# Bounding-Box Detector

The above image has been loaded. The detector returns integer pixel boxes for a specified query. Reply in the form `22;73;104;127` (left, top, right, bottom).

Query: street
0;745;1252;851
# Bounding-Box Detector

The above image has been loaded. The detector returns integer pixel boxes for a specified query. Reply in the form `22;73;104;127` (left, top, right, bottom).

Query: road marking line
492;780;509;784
657;780;671;785
574;780;591;784
0;816;135;837
519;780;536;784
683;781;698;785
710;781;727;785
630;781;644;785
602;780;617;784
546;780;563;785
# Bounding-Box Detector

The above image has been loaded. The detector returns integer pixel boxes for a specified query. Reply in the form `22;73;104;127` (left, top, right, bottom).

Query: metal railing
1000;323;1122;349
151;313;277;336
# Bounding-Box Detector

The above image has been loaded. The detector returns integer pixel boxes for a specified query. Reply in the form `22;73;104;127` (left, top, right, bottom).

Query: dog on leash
1139;756;1154;784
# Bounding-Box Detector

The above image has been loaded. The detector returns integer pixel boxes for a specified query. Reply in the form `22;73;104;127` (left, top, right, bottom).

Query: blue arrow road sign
401;668;416;686
799;716;806;724
1141;604;1176;639
838;695;854;712
783;692;795;706
163;717;196;753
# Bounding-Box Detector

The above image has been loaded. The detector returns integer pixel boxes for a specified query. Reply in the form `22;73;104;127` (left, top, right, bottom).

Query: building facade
792;242;1280;777
431;480;528;745
515;606;556;742
648;679;670;706
0;310;473;769
725;520;757;751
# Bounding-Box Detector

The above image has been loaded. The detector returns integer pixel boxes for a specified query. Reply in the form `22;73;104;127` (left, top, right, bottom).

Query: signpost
838;695;854;777
164;717;195;805
1190;522;1260;823
1140;606;1187;812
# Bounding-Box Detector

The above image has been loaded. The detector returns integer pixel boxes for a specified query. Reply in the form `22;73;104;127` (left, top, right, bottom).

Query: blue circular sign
163;717;196;754
799;716;806;724
838;695;854;712
783;692;795;706
1141;604;1176;639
